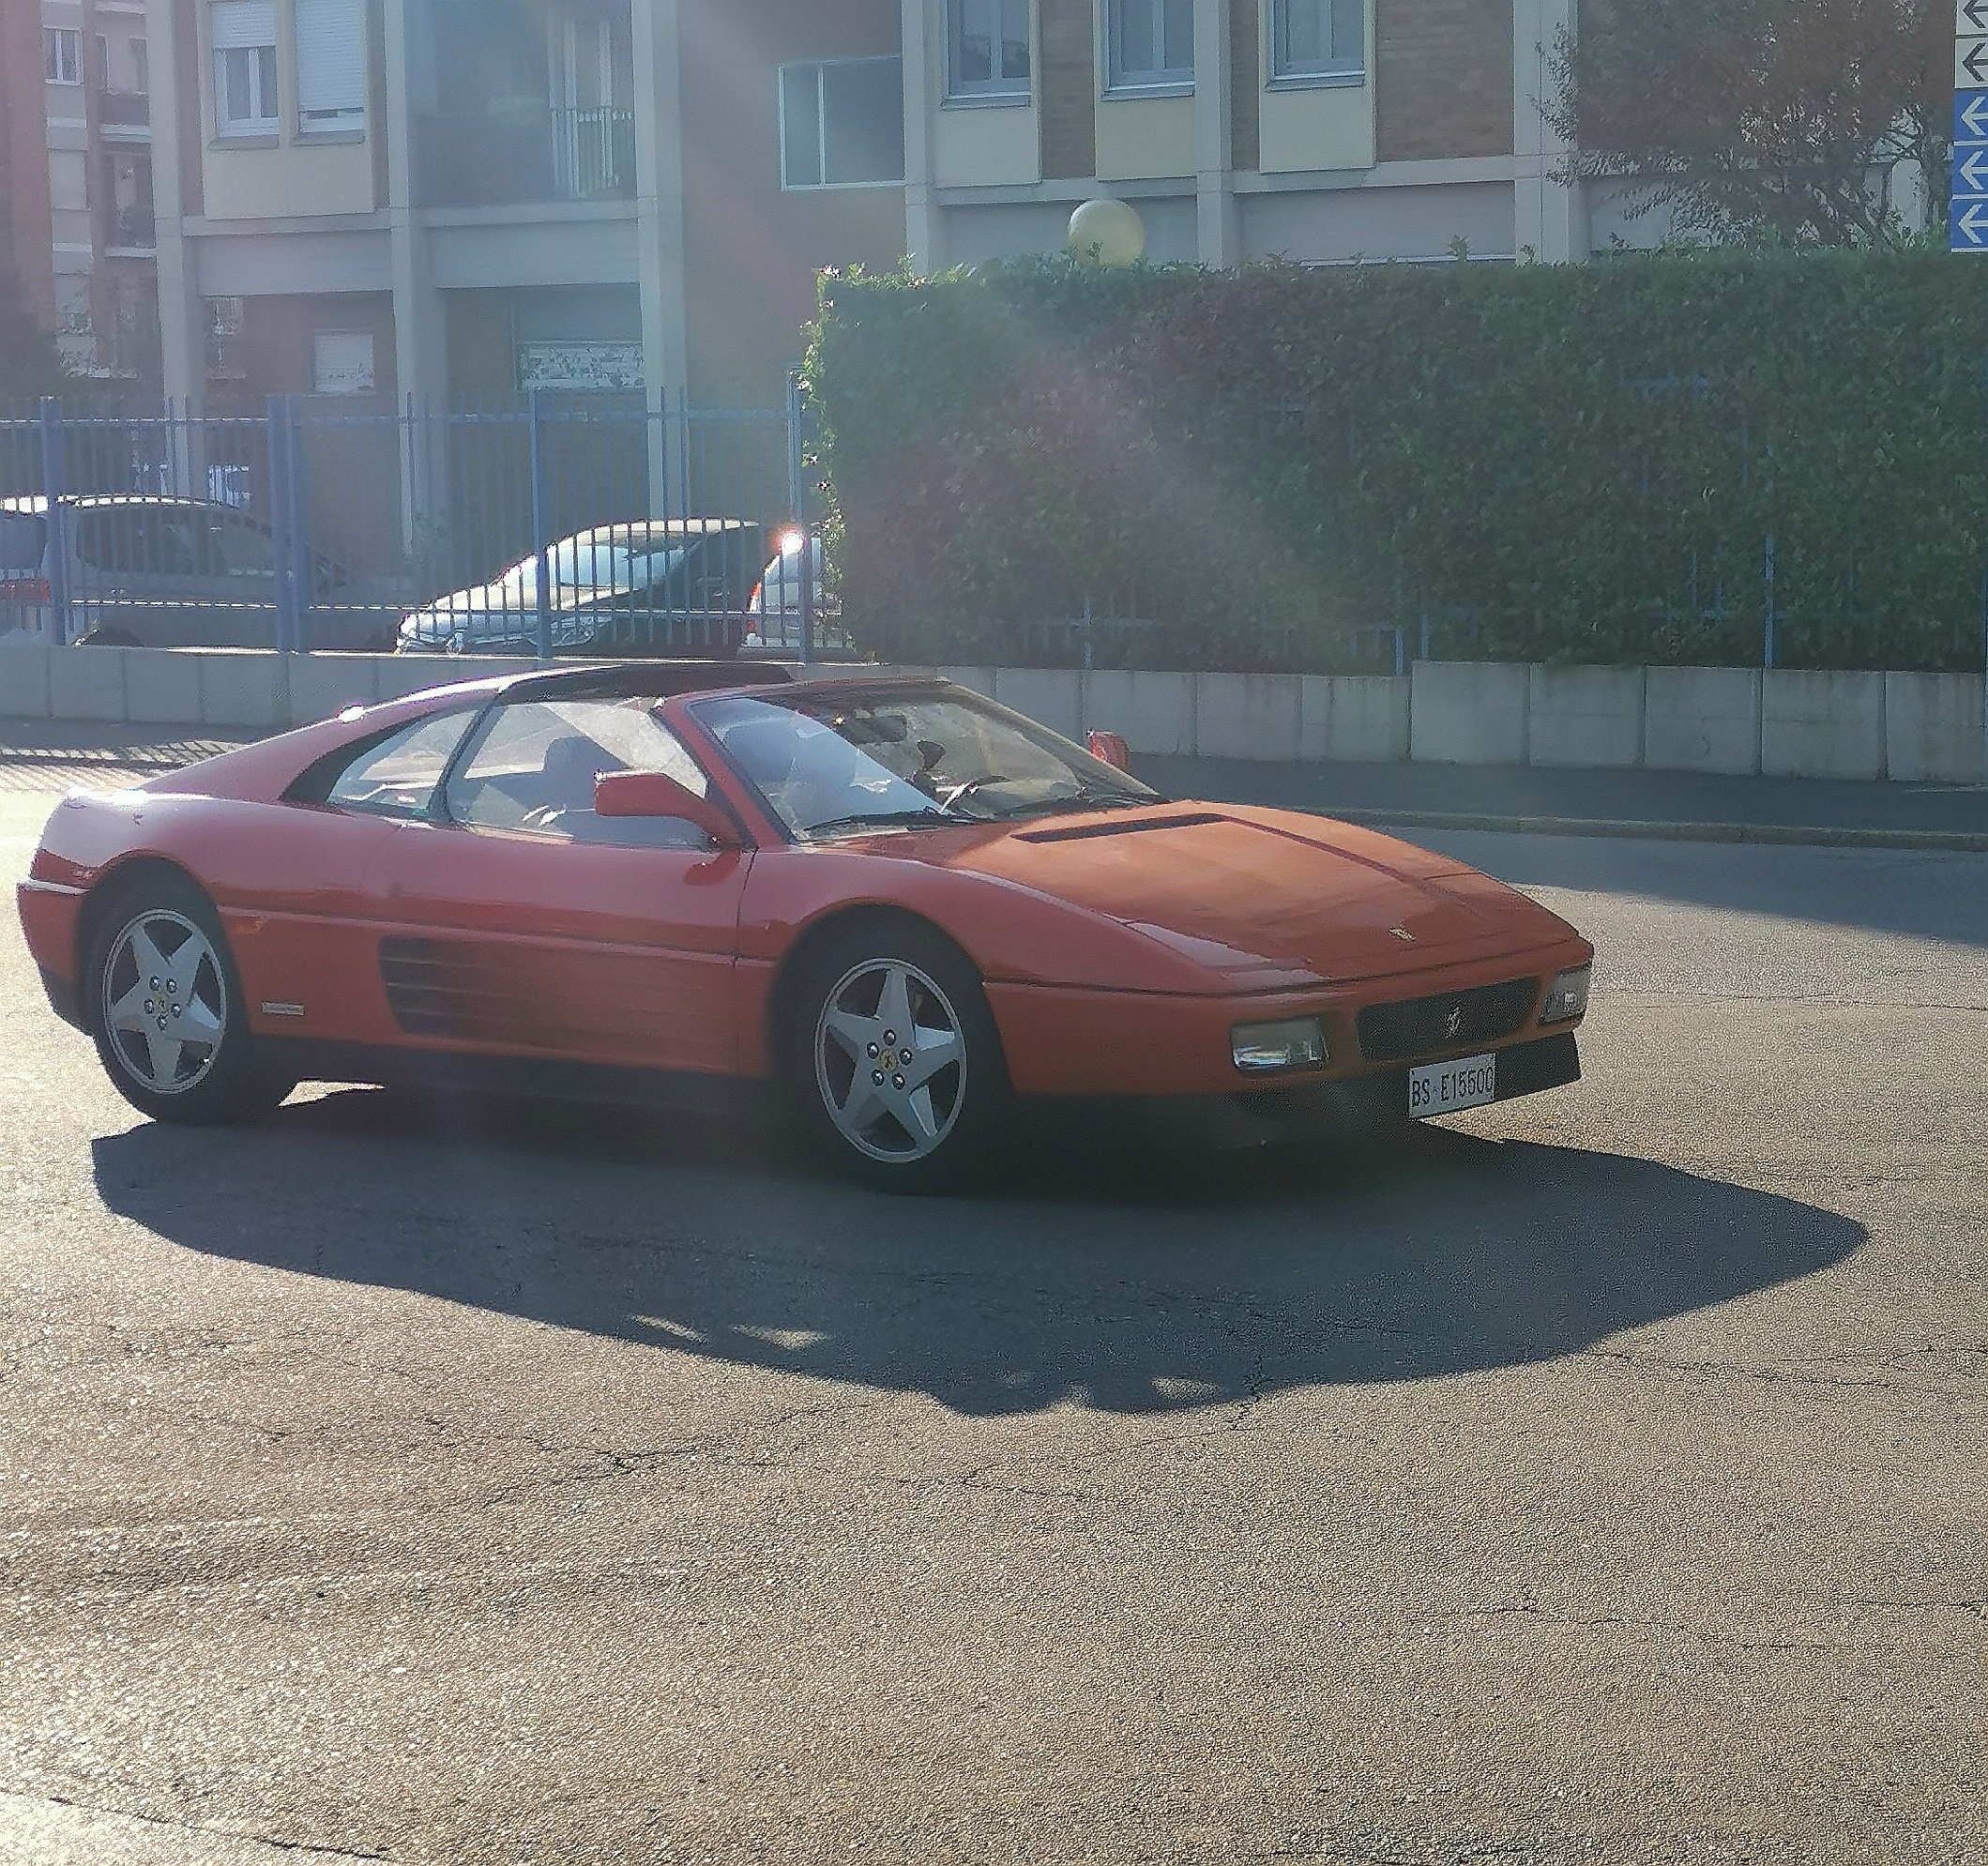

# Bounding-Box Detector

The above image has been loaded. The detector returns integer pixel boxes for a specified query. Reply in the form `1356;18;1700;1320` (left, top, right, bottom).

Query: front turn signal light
1232;1017;1328;1075
1540;966;1592;1025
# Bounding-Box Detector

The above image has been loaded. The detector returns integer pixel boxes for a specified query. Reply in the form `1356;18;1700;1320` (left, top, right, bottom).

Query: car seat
719;714;801;794
521;733;612;830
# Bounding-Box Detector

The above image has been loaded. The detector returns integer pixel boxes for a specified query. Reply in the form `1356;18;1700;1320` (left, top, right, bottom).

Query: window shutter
295;0;366;116
210;0;276;52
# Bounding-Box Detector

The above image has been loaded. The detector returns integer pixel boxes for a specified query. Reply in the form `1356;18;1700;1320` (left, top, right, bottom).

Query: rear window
0;513;46;575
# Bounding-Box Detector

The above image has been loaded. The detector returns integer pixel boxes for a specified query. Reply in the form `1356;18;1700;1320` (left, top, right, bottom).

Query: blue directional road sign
1954;88;1988;250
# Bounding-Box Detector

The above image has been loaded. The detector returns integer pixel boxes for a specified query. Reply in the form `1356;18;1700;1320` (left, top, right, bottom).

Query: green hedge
807;251;1988;673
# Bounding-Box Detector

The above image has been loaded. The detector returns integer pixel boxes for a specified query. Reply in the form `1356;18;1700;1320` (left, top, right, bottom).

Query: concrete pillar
1513;0;1580;264
632;0;690;397
901;0;945;273
383;0;448;548
1193;0;1240;267
145;0;206;416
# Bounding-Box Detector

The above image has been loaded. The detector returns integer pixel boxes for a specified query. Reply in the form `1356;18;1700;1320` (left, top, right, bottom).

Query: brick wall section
0;0;54;329
1376;0;1514;162
1231;0;1261;172
1040;0;1097;180
679;0;906;398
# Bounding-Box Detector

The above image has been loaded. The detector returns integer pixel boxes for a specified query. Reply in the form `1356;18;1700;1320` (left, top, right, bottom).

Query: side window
444;697;712;846
74;511;130;572
0;513;48;577
325;709;477;819
210;514;278;578
77;510;205;576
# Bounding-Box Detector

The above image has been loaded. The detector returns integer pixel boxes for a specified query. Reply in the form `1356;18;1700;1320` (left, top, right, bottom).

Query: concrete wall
1410;660;1528;766
1645;668;1763;776
1529;665;1644;769
1887;673;1986;785
0;646;1980;785
0;647;538;732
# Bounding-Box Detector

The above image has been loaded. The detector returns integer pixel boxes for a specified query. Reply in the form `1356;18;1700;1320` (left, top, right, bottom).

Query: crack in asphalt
0;1787;398;1861
1441;1601;1847;1654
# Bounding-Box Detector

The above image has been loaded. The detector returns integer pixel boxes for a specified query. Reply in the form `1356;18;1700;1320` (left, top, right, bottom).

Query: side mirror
1085;729;1132;772
593;770;743;847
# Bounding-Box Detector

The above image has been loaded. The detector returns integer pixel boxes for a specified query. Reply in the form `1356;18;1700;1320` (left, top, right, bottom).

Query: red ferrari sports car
18;662;1593;1189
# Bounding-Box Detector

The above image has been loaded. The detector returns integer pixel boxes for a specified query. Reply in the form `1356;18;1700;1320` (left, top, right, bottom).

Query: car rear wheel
795;920;1010;1192
87;874;295;1126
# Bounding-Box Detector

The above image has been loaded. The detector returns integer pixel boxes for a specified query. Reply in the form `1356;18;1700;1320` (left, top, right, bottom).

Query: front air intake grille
1357;978;1540;1064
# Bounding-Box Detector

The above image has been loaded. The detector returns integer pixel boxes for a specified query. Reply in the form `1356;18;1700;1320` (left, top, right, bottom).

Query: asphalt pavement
2;759;1986;1864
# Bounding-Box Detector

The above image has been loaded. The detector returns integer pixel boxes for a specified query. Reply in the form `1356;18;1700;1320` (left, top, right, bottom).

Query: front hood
920;803;1575;986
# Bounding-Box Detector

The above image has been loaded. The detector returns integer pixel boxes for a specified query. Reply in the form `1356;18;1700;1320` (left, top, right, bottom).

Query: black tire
790;917;1011;1193
86;872;296;1126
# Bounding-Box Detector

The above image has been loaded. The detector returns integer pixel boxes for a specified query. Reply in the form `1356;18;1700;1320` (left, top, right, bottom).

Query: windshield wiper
979;787;1159;822
803;808;951;840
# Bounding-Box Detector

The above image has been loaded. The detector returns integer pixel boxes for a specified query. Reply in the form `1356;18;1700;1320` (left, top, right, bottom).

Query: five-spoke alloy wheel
816;958;966;1164
796;919;1009;1191
87;873;294;1125
100;908;228;1098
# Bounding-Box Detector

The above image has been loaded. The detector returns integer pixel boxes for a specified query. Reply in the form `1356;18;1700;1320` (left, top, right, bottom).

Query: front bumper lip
1222;1032;1583;1144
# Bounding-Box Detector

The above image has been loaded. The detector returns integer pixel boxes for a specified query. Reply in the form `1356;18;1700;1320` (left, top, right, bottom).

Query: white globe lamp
1068;198;1146;269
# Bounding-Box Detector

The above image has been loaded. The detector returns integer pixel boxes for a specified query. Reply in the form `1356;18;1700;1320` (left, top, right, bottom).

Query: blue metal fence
0;389;837;662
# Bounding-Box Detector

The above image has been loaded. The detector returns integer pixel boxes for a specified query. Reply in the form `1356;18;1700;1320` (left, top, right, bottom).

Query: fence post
1762;533;1776;670
38;399;69;646
528;388;553;664
288;397;312;652
786;373;813;664
267;396;299;653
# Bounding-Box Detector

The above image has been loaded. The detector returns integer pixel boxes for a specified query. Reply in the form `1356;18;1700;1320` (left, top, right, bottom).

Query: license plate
1407;1053;1497;1119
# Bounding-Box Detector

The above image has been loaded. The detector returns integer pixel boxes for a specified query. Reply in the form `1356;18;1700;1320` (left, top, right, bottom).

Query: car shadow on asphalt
89;1089;1865;1417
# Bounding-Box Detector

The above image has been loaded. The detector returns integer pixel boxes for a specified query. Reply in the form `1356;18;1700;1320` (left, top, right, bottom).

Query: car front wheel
87;874;295;1125
795;920;1009;1192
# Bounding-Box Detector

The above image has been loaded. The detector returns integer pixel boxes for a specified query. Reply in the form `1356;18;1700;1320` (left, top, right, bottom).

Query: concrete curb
1317;807;1988;854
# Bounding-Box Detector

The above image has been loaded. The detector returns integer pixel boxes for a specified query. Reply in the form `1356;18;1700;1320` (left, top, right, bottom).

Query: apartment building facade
5;0;161;384
137;0;1588;412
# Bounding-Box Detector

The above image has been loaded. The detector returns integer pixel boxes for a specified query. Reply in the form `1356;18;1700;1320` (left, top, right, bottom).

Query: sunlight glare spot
733;1325;829;1352
636;1316;708;1344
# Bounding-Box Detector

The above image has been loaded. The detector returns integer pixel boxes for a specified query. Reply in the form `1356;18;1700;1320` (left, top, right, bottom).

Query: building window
1271;0;1364;84
211;0;279;135
312;331;376;396
779;58;904;190
1106;0;1194;94
295;0;366;134
947;0;1030;100
104;149;155;250
95;34;148;97
45;27;83;84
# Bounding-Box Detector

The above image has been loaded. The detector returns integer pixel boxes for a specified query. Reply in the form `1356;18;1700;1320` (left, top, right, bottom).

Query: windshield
491;537;689;603
693;687;1158;842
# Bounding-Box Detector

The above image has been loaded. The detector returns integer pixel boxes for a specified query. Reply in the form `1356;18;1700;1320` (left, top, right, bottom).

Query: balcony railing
97;89;150;129
417;105;636;207
550;106;635;200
